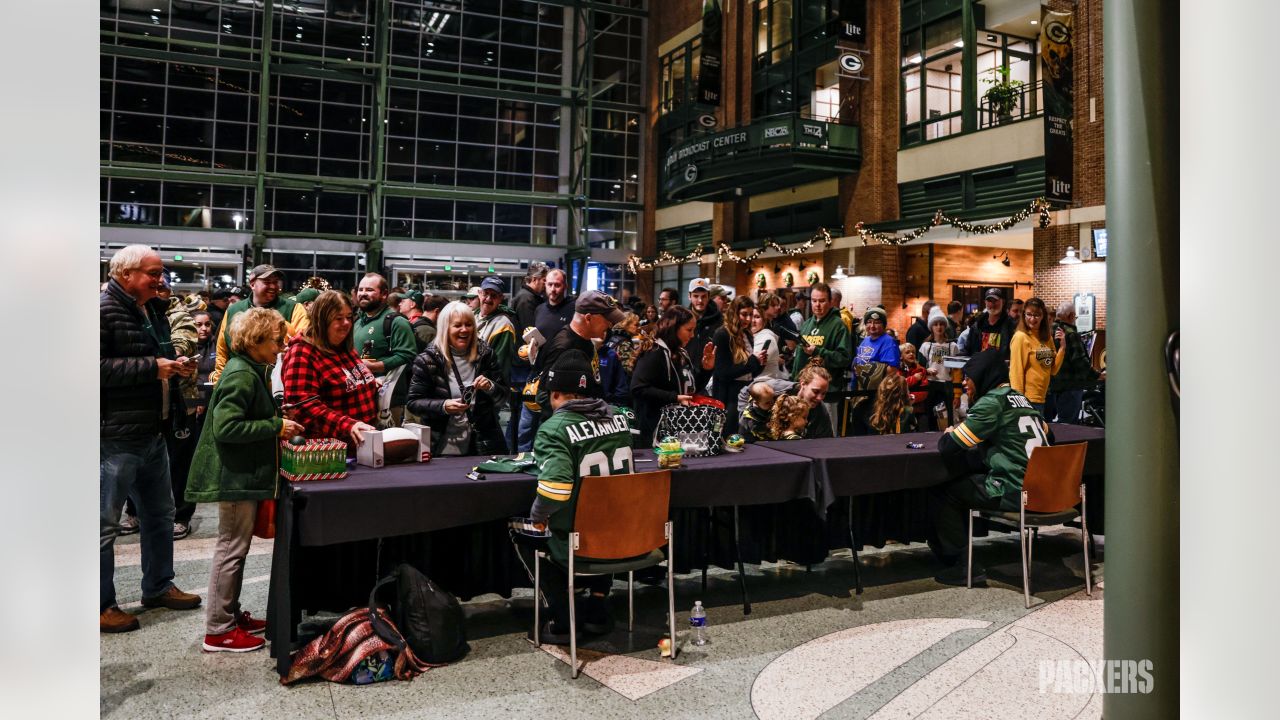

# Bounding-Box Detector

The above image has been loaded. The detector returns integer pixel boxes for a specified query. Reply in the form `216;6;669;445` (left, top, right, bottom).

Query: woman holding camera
406;300;509;456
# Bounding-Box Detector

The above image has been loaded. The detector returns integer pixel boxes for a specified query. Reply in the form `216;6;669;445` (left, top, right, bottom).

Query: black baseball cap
984;287;1004;300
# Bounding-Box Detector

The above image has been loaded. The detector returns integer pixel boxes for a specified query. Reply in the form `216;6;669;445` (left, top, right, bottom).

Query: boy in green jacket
186;308;304;653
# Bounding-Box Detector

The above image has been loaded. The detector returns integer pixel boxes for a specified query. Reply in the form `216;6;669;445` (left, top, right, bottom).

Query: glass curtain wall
101;1;645;268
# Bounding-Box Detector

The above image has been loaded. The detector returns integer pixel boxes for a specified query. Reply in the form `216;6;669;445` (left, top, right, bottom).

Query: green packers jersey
950;386;1051;505
533;406;635;562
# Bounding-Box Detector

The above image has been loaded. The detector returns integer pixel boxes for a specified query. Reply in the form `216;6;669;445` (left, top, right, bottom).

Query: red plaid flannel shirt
281;338;378;440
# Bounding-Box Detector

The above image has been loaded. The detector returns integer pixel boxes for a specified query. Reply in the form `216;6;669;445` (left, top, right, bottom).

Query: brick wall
1034;0;1106;328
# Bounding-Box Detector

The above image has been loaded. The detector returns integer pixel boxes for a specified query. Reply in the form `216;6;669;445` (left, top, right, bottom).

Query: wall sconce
773;262;782;274
1059;246;1082;265
993;251;1011;267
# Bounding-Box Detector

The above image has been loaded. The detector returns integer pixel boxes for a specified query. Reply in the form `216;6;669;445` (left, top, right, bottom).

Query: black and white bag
652;396;726;457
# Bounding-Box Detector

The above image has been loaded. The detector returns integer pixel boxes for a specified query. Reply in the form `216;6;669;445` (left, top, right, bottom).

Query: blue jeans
1045;390;1083;424
517;404;541;453
101;433;176;611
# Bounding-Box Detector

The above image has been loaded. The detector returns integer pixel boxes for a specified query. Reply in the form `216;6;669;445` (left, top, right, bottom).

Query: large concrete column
1103;0;1178;716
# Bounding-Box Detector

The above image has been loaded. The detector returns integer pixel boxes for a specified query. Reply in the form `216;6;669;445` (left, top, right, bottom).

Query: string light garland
626;199;1053;271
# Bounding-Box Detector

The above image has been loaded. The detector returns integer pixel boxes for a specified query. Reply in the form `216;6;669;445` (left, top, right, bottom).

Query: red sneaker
202;626;265;653
236;610;267;635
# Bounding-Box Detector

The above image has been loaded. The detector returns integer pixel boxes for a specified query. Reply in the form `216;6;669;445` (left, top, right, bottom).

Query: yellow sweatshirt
1009;330;1064;403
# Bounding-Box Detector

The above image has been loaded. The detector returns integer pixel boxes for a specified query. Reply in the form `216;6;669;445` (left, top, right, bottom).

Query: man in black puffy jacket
100;245;202;634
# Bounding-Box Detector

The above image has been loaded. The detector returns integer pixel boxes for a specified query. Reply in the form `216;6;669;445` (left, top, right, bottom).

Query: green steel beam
252;0;275;262
382;183;569;207
101;30;257;58
262;172;372;190
367;0;393;269
961;0;977;133
100;43;259;73
271;62;372;83
101;164;257;185
1103;0;1179;716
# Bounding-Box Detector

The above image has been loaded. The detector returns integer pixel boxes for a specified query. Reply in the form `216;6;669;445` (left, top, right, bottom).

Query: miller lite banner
696;0;723;107
835;0;868;44
1040;8;1074;204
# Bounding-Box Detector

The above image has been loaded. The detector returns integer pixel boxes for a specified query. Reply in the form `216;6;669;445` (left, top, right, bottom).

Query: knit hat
863;306;888;323
927;306;948;328
294;288;320;304
544;349;600;395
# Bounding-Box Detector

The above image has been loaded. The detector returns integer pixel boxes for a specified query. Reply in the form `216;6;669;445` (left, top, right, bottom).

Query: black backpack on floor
369;563;470;664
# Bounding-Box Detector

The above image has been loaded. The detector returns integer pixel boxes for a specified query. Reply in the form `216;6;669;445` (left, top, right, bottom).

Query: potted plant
982;66;1025;125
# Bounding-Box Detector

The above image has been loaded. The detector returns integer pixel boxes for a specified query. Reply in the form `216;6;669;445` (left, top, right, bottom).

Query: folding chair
967;443;1093;608
532;469;679;678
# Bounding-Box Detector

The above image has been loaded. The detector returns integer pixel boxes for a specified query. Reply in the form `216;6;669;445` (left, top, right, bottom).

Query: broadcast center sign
662;116;832;197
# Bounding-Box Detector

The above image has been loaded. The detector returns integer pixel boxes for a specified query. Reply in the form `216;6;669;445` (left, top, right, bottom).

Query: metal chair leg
666;521;678;662
1081;489;1093;596
848;496;863;595
966;510;974;589
1020;510;1032;609
1028;526;1035;568
628;571;635;632
568;545;579;678
532;550;541;646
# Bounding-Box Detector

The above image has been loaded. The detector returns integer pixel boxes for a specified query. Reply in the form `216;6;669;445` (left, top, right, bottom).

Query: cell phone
184;353;201;363
762;339;772;352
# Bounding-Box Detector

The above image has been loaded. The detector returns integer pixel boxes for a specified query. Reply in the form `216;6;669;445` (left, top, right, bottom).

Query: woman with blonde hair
406;300;509;456
1009;297;1066;413
711;295;767;435
280;290;378;448
187;308;304;653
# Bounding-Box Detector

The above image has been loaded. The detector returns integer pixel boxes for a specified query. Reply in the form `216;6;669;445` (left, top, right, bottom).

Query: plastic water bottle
690;601;708;645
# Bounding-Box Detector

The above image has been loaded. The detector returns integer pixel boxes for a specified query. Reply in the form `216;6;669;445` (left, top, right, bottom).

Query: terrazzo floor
103;503;1103;719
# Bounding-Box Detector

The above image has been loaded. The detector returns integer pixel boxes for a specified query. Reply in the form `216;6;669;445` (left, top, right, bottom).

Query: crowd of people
101;243;1104;646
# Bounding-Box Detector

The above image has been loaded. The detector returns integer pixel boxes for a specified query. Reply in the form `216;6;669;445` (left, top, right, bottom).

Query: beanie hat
963;348;1010;402
863;306;888;323
927;306;948;328
294;288;320;304
544;349;600;395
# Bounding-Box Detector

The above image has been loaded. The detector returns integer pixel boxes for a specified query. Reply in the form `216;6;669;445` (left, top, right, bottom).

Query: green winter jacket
185;353;284;503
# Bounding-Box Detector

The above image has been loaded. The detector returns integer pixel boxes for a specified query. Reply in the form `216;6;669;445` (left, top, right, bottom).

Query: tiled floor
103;503;1102;719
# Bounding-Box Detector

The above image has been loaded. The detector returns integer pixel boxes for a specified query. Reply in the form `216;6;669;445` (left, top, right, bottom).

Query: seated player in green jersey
930;348;1055;585
511;350;635;644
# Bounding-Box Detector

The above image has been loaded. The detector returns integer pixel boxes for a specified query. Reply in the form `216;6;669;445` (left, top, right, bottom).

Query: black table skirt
271;425;1105;675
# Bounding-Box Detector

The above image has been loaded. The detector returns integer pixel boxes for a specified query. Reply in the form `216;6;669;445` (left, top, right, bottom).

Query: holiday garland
627;198;1053;272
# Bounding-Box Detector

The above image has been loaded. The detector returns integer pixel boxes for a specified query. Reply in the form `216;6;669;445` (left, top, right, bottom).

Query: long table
268;426;1104;676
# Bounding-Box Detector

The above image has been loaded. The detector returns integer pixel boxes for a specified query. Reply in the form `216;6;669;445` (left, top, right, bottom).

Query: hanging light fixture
1059;246;1082;265
831;265;848;280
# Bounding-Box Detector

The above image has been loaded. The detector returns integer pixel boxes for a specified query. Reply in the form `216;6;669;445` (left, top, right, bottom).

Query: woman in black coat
406;301;509;457
711;295;766;436
629;306;715;447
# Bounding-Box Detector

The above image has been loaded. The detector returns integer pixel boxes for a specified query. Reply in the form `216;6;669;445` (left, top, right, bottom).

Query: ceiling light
1059;246;1082;265
1030;20;1039;25
907;55;922;64
953;40;964;48
831;265;848;280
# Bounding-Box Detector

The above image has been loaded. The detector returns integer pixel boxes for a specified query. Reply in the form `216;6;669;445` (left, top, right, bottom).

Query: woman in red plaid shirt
281;290;378;448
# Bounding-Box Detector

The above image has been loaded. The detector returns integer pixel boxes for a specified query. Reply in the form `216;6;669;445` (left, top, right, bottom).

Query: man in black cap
535;290;626;421
963;287;1016;356
929;348;1053;585
206;288;233;331
210;264;309;383
513;349;634;643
